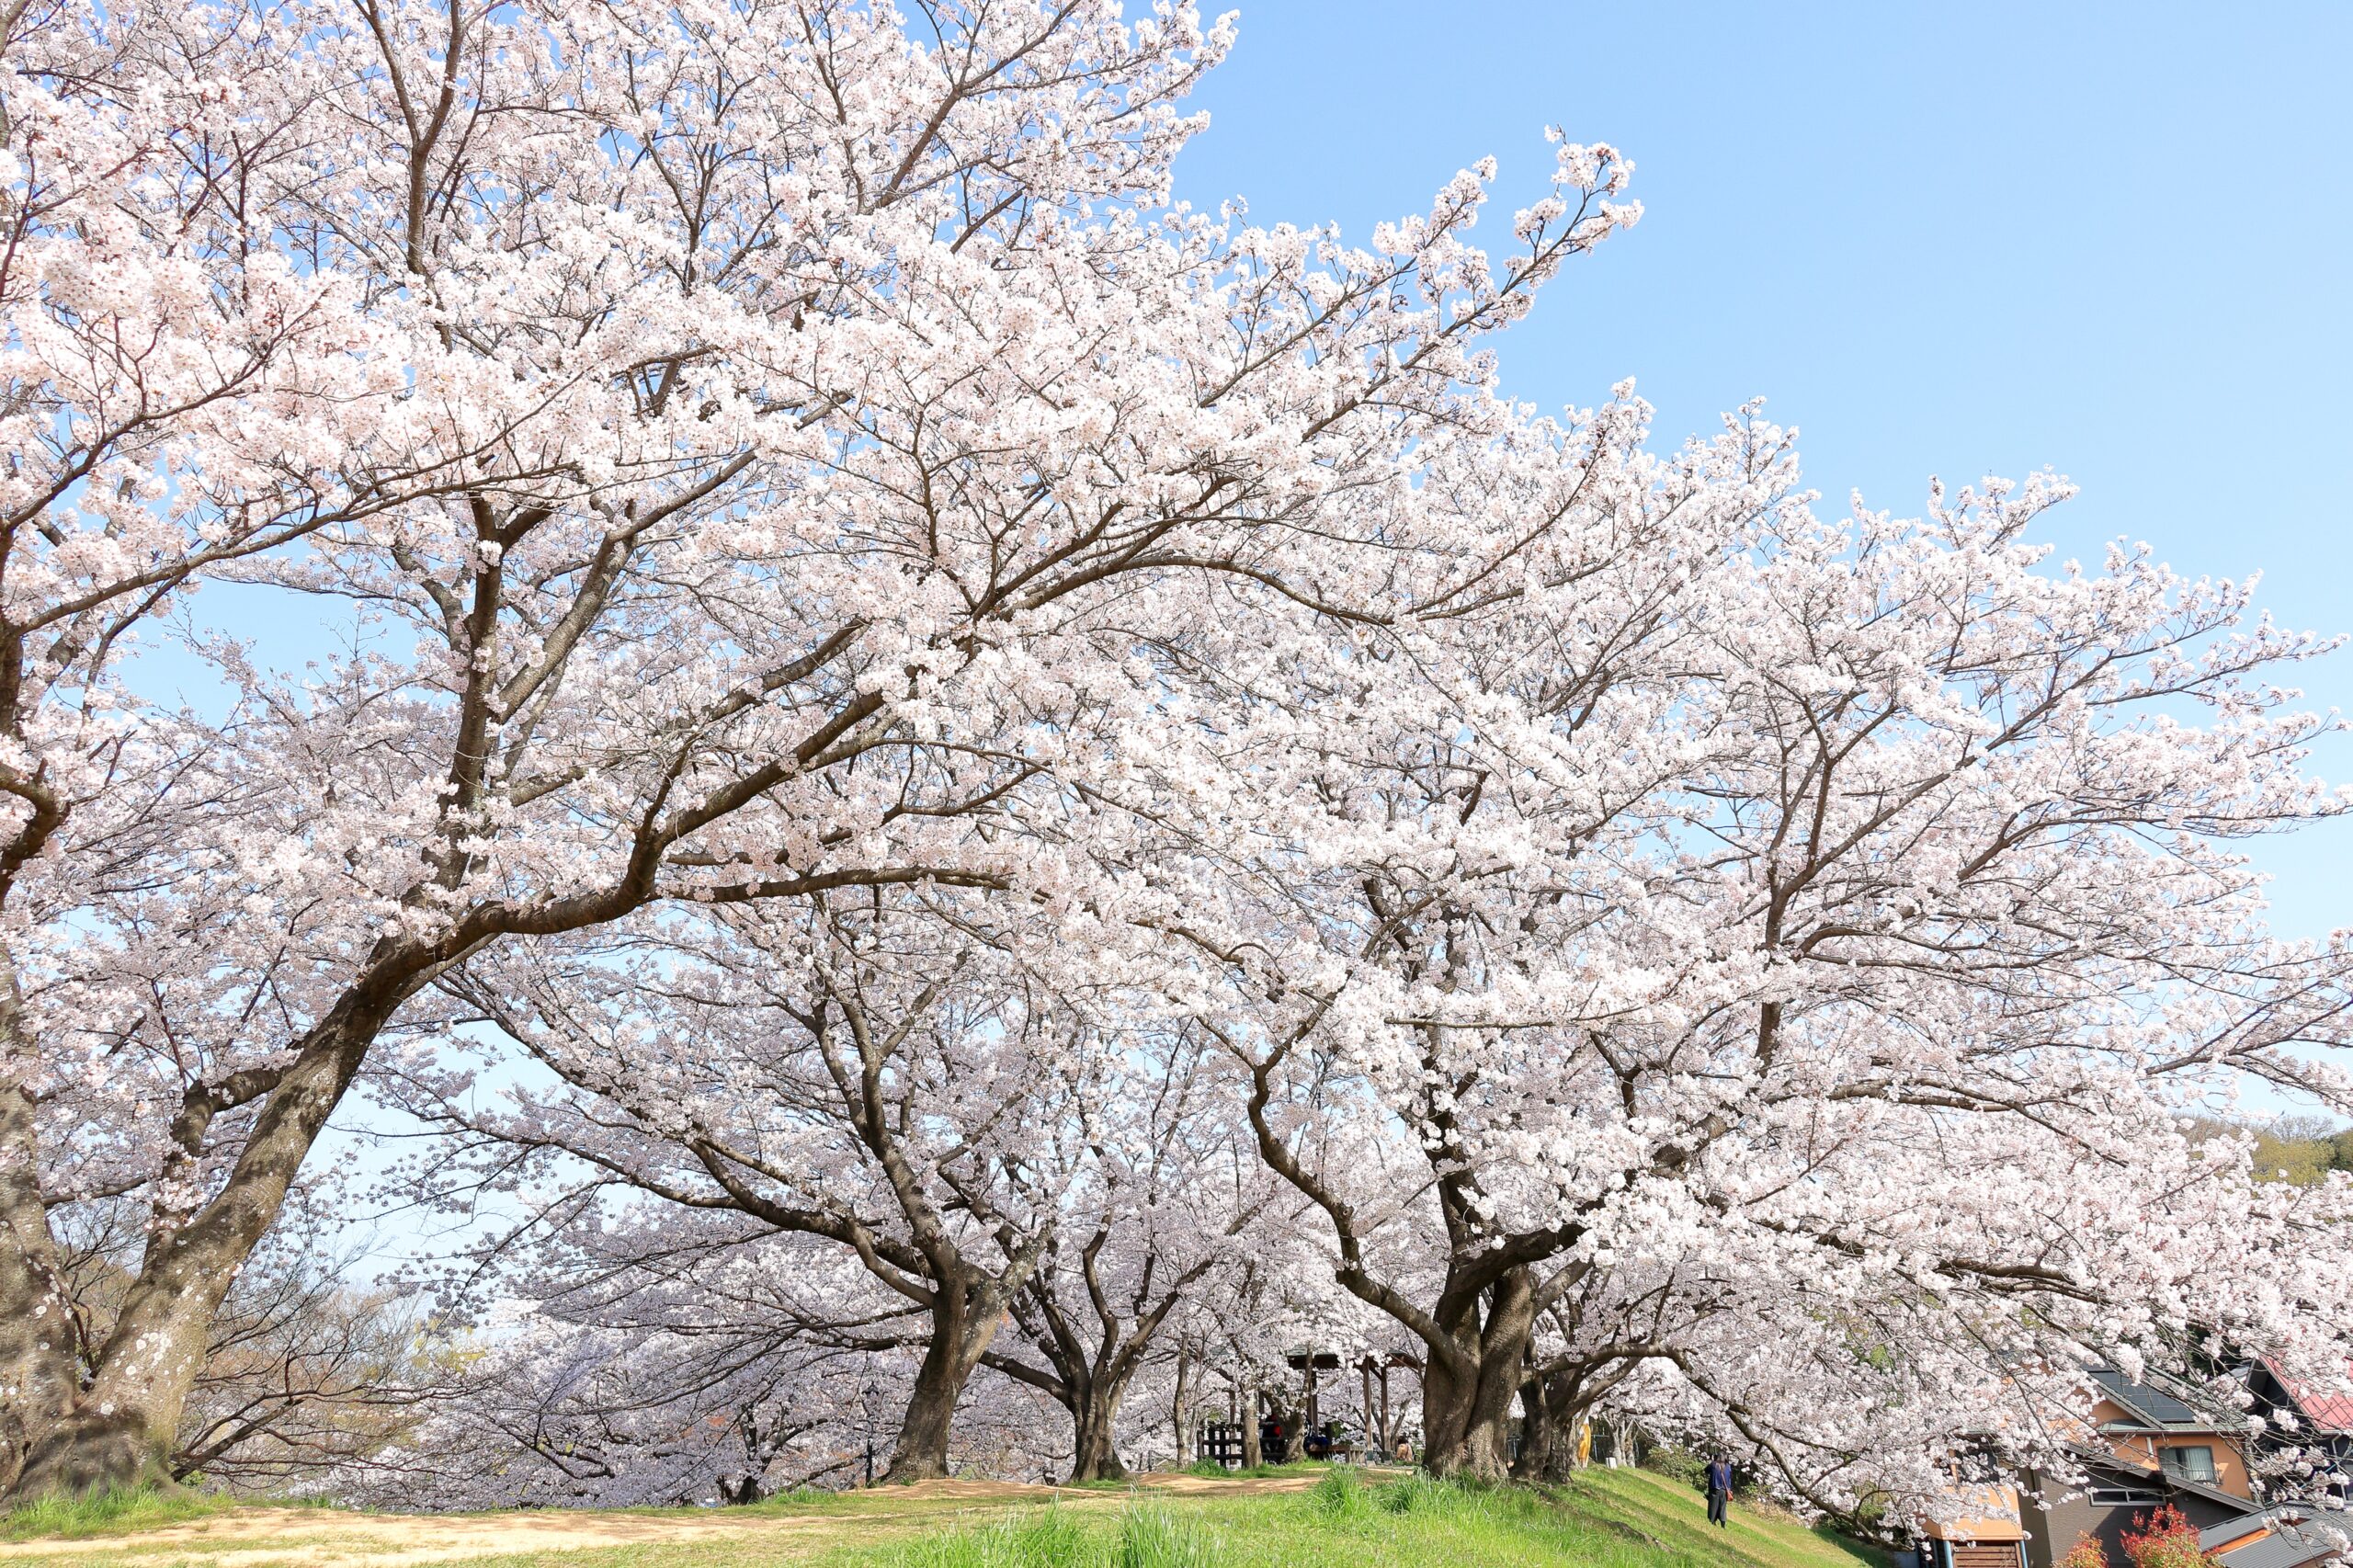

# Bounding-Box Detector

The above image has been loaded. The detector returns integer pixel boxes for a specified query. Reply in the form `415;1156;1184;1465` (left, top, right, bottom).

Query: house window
2089;1490;2165;1507
2160;1447;2218;1483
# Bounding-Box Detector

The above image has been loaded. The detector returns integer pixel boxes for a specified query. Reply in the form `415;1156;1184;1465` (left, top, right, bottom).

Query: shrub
2060;1533;2110;1568
1643;1446;1710;1488
2122;1506;2216;1568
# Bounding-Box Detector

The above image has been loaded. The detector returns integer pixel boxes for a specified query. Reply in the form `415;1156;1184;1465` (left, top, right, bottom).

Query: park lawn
1;1464;1893;1568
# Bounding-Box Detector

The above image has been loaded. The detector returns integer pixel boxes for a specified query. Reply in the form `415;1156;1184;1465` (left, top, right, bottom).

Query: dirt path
0;1473;1327;1567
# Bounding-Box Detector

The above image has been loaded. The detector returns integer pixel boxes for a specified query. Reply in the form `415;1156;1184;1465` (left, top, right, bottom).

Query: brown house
1928;1369;2259;1568
2019;1445;2256;1568
2087;1368;2256;1498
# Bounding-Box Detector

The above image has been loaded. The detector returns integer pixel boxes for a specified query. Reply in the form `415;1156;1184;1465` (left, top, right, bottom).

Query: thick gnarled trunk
881;1281;1002;1484
1068;1388;1124;1484
1418;1357;1518;1479
1415;1269;1536;1481
1510;1369;1584;1484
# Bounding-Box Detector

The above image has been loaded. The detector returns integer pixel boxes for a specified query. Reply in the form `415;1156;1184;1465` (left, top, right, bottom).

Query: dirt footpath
0;1474;1325;1567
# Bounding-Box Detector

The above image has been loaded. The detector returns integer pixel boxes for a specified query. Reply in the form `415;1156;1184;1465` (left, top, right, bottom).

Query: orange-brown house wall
2088;1400;2254;1499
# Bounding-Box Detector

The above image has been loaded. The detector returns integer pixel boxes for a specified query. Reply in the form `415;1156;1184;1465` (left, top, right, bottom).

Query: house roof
2170;1472;2262;1514
2052;1442;2250;1514
2268;1361;2353;1437
2057;1442;2169;1483
2201;1506;2353;1568
2094;1369;2232;1434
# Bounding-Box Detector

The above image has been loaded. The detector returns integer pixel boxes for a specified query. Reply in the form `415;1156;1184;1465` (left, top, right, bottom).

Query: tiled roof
2271;1361;2353;1436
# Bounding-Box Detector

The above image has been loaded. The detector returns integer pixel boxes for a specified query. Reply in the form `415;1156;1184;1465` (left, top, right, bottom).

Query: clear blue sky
1168;0;2353;946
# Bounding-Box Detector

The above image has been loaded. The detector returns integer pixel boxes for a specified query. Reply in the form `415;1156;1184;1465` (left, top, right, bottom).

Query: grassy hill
0;1464;1893;1567
876;1466;1889;1568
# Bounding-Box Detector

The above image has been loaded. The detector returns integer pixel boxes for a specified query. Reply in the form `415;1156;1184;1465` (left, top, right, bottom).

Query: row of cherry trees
7;0;2353;1511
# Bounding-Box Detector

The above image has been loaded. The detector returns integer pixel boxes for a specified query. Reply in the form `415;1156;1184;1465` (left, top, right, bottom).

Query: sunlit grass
0;1483;242;1541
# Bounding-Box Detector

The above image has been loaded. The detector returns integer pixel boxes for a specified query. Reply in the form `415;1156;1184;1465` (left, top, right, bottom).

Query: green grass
0;1483;242;1541
880;1501;1219;1568
888;1503;1096;1568
2;1462;1895;1568
809;1469;1891;1568
1179;1460;1322;1481
1552;1467;1888;1568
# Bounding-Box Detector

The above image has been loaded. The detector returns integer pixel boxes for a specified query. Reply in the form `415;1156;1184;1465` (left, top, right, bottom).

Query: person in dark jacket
1706;1454;1734;1527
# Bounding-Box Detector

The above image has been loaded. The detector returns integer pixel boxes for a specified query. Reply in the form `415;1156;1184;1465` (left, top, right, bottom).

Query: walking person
1706;1453;1734;1528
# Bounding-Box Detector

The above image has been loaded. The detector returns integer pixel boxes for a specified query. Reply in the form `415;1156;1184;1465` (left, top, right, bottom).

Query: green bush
1642;1445;1710;1488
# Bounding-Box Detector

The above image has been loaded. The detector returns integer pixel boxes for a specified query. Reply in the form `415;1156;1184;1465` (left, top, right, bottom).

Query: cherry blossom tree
399;882;1265;1483
404;894;1091;1484
1142;443;2353;1483
974;1027;1268;1482
24;0;2334;1517
349;1229;906;1507
0;0;478;1492
6;0;1647;1497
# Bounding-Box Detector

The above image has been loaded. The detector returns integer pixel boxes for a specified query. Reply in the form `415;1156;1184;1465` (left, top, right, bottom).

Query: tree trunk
883;1335;970;1483
881;1281;1000;1483
1510;1371;1582;1484
0;972;80;1497
1419;1355;1518;1479
1068;1386;1125;1483
1241;1385;1263;1468
1416;1270;1536;1481
8;991;400;1502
